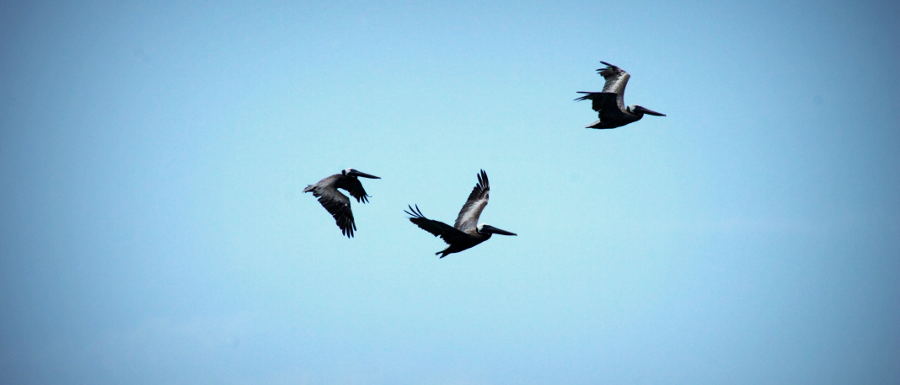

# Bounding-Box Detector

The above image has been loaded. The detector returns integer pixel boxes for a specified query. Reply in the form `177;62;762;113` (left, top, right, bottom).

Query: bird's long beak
350;170;381;179
639;106;666;116
483;225;517;236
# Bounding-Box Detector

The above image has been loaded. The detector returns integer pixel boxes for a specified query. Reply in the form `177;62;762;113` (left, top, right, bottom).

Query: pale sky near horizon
2;1;899;384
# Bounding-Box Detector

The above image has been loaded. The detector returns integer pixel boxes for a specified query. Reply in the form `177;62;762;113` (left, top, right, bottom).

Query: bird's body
576;61;665;129
406;170;516;258
304;168;380;238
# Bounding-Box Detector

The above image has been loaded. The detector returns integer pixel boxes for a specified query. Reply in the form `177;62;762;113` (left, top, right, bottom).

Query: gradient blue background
2;1;899;384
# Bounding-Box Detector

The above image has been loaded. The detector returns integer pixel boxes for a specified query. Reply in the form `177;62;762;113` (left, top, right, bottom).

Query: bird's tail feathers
587;119;614;129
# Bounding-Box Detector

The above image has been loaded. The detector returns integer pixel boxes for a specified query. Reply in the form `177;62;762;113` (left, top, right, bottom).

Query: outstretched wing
405;205;469;245
597;61;630;96
337;177;370;203
575;92;622;113
310;186;356;238
575;61;629;114
454;169;489;233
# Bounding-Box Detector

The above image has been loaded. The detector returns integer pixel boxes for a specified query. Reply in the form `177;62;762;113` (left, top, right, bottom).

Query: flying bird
304;168;380;238
576;61;666;129
405;170;516;258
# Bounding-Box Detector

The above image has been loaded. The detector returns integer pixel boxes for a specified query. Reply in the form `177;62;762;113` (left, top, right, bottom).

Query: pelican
304;168;380;238
405;170;516;258
576;61;665;129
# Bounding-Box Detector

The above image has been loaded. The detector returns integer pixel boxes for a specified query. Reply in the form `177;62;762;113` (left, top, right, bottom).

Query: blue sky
1;1;899;384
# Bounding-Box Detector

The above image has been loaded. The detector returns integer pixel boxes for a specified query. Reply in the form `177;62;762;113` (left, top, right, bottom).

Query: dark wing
454;169;490;232
575;61;630;119
575;92;622;113
405;205;470;245
310;186;356;238
597;61;631;96
575;92;631;128
337;176;370;203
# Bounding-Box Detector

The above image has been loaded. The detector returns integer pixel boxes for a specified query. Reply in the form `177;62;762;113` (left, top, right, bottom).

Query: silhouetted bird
304;168;380;238
576;61;665;129
405;170;516;258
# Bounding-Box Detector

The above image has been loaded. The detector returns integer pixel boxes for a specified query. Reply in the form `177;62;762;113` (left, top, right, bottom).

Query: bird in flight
406;170;516;258
576;61;665;129
304;168;380;238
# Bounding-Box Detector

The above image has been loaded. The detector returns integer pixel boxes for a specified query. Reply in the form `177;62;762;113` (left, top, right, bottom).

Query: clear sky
2;1;899;384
